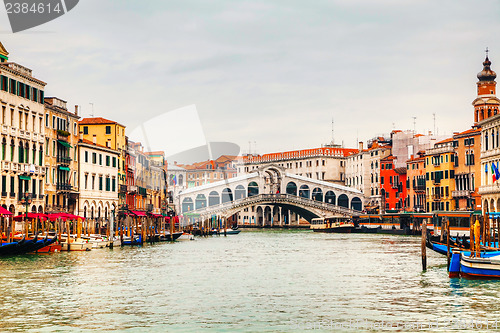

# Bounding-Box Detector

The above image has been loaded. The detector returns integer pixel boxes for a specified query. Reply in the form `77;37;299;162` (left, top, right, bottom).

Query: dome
477;56;497;81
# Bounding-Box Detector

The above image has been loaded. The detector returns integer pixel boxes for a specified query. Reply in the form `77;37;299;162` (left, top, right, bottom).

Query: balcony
128;185;137;194
56;183;73;192
1;161;46;175
119;184;128;193
479;185;500;195
138;186;147;197
426;145;455;156
38;194;45;200
452;190;472;198
432;194;442;200
57;155;72;164
414;185;426;192
481;147;500;160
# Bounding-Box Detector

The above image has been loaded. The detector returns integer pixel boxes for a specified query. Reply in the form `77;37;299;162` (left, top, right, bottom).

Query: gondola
30;235;58;253
159;232;183;241
0;241;20;255
9;236;38;255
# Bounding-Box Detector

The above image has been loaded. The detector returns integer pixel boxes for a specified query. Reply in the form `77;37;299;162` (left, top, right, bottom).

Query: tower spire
474;50;500;124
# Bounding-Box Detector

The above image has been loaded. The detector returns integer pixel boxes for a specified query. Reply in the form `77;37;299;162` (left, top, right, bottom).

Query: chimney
174;161;177;165
358;141;363;151
74;105;78;116
93;134;96;144
79;133;83;140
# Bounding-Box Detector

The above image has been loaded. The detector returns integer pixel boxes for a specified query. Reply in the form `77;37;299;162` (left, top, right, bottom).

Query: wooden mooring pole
421;220;427;271
446;218;450;272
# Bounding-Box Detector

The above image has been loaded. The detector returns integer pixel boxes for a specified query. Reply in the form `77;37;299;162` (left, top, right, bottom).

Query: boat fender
449;252;461;278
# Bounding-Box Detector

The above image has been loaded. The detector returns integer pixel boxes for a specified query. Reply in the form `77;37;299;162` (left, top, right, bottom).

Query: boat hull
460;256;500;279
61;242;93;251
313;226;355;233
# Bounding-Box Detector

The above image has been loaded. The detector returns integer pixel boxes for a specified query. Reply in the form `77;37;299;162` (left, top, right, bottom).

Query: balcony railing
56;183;73;191
414;185;426;192
119;184;128;193
128;185;137;194
57;155;72;164
452;190;472;198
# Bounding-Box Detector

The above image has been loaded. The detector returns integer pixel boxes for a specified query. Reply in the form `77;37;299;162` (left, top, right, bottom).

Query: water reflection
1;231;500;331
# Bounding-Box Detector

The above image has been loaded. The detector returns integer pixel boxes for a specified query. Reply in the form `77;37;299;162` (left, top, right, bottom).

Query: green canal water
0;230;499;332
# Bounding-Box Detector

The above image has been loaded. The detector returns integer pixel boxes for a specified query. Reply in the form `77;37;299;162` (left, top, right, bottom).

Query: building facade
77;139;119;220
406;153;426;212
452;128;481;211
79;117;127;207
44;97;80;214
0;42;47;216
380;155;407;211
425;138;456;212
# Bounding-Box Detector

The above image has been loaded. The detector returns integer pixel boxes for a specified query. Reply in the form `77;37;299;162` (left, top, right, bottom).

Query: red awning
48;213;85;221
131;210;147;217
13;213;40;221
150;213;163;218
0;206;13;216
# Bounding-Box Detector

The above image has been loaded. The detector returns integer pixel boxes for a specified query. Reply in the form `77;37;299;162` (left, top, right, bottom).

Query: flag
494;162;500;182
492;163;497;182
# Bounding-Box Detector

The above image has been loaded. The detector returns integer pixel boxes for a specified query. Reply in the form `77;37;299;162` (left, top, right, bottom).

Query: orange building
178;155;238;188
406;152;426;212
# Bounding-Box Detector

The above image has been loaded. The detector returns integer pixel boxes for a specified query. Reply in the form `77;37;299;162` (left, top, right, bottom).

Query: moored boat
449;251;500;279
310;216;355;233
159;232;183;241
177;233;195;241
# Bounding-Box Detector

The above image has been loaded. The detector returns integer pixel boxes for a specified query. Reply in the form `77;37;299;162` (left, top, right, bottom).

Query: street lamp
20;193;32;237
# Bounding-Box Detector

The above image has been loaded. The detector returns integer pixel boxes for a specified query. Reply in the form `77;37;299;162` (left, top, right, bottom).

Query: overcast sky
0;0;498;157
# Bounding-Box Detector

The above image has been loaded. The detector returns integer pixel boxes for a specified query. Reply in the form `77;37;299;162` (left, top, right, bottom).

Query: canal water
0;230;499;332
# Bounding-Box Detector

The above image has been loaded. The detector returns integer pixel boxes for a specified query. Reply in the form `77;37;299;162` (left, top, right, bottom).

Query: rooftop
79;117;125;127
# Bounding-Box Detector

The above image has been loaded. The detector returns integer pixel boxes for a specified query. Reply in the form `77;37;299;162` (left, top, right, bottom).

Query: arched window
1;137;5;160
299;185;310;198
285;182;297;196
18;141;24;163
221;188;233;203
195;194;207;209
208;191;220;206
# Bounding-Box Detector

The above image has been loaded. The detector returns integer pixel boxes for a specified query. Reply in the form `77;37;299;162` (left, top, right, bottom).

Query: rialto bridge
177;165;364;226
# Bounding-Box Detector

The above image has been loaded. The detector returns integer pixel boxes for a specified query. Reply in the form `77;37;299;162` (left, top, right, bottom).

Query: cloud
1;0;499;154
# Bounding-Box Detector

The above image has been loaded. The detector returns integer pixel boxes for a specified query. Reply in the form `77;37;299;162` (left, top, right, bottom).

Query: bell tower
473;48;500;124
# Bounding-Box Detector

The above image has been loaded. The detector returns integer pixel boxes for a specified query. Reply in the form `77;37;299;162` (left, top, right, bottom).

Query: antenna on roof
331;117;335;145
89;103;94;117
412;116;417;134
433;113;436;135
